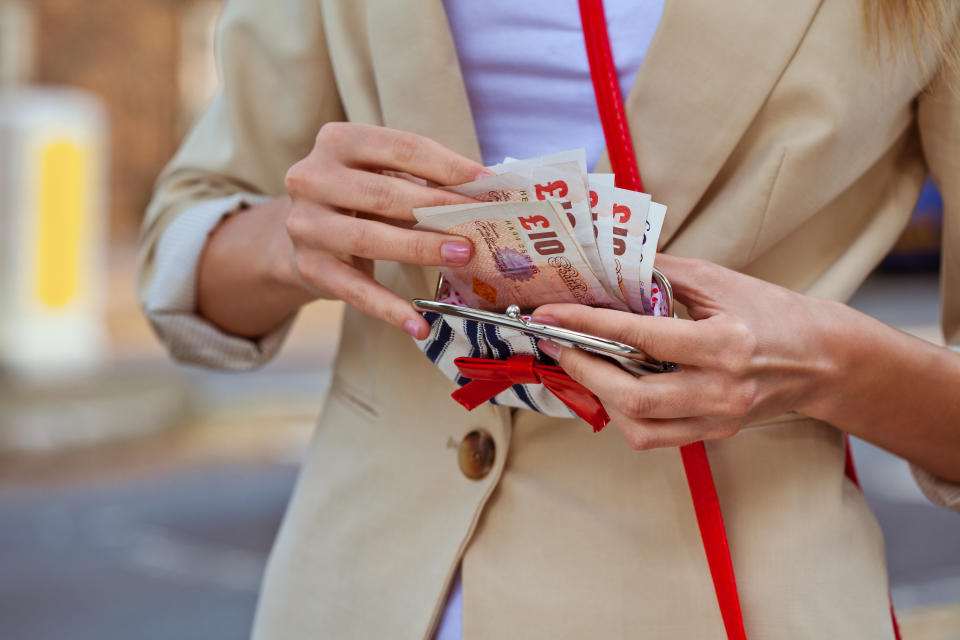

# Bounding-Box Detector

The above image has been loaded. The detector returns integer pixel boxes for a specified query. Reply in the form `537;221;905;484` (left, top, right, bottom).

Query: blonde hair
863;0;960;82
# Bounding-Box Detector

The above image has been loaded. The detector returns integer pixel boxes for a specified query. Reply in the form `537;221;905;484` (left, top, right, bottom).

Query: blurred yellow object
0;87;107;377
37;140;88;309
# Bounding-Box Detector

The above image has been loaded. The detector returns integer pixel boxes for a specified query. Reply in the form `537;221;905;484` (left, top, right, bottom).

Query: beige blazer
139;0;960;637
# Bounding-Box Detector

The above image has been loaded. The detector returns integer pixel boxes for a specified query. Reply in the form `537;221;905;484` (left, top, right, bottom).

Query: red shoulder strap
678;441;748;639
577;2;900;638
578;0;643;193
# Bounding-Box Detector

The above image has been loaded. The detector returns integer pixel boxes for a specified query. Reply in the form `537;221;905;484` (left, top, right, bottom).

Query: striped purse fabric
413;278;669;417
413;279;577;417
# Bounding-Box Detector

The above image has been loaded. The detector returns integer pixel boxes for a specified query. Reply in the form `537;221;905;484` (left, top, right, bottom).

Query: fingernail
538;340;561;359
531;313;558;326
474;168;495;180
404;319;424;339
441;241;472;265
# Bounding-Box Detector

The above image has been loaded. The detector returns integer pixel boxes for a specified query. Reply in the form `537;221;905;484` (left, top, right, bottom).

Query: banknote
491;149;589;180
593;183;667;313
587;173;615;187
413;200;628;312
587;176;627;304
424;170;580;250
497;151;612;190
638;202;667;311
592;184;653;313
443;160;607;288
412;201;500;218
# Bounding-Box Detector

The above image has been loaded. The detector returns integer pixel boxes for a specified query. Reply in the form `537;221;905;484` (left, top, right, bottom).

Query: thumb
653;253;728;319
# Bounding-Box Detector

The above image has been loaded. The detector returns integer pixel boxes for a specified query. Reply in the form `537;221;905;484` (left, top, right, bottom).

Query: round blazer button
458;429;496;480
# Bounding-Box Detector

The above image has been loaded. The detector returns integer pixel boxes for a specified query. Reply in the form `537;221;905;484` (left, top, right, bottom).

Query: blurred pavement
0;466;294;640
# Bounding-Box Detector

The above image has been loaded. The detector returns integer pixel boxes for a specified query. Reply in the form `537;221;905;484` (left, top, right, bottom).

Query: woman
139;0;960;637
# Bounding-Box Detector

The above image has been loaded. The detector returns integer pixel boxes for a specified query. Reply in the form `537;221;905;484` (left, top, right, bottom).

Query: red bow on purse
451;355;611;432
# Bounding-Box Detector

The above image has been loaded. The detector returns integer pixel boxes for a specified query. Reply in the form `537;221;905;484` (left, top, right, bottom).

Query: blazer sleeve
913;28;960;512
136;0;345;370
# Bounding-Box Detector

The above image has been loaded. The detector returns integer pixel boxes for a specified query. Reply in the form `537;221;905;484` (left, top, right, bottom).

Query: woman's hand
280;123;490;338
533;254;848;450
199;123;489;339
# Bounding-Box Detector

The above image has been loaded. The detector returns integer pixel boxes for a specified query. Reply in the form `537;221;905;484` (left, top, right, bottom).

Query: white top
444;0;663;169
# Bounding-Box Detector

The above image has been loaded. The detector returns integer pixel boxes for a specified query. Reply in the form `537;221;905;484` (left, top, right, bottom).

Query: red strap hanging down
678;443;748;639
578;2;900;638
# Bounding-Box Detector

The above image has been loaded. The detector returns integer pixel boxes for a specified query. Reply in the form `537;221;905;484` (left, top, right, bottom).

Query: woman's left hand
533;253;848;450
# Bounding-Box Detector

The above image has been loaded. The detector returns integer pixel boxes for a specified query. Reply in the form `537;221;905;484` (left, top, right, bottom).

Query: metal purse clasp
426;267;679;375
433;266;675;318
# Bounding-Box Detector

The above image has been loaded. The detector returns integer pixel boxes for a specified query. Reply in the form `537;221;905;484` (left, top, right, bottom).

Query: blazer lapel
609;0;824;246
363;0;481;162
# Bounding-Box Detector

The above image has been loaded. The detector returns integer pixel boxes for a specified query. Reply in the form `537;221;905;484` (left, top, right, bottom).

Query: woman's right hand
198;123;488;340
276;123;490;338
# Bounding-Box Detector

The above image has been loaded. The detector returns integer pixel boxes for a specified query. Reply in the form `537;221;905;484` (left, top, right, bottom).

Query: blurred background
0;1;957;638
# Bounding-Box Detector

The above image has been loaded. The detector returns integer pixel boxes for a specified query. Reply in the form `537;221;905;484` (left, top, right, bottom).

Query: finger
288;205;473;267
533;305;727;367
296;168;477;222
334;123;491;186
365;212;417;230
297;250;430;339
607;411;740;451
651;253;730;318
539;340;724;419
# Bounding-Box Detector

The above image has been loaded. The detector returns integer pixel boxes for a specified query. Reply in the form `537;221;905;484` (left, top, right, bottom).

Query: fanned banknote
491;149;589;178
443;160;607;291
414;200;627;311
592;183;653;312
637;202;667;312
414;150;668;315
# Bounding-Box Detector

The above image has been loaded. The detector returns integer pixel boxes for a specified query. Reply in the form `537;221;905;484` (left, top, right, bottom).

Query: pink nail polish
531;314;558;326
441;242;472;265
404;319;423;339
538;340;561;359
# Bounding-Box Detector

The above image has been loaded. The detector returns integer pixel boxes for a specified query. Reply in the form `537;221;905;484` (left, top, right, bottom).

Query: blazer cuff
910;463;960;513
143;193;295;370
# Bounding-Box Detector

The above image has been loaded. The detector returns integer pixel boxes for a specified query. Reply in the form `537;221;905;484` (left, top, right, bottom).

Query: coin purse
412;268;677;424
